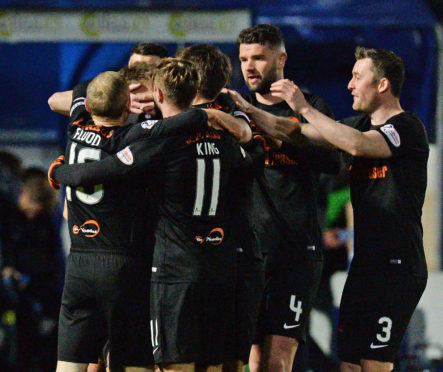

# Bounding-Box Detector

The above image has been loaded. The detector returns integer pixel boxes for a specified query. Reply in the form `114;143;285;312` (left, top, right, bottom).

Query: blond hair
87;71;129;119
154;58;200;109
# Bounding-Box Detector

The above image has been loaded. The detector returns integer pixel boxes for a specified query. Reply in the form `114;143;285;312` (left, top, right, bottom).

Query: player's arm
49;139;167;187
227;89;325;145
48;90;73;116
204;109;252;143
288;85;392;158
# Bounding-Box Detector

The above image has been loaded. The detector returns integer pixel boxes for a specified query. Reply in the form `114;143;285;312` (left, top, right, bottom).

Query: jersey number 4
193;158;220;216
66;143;104;205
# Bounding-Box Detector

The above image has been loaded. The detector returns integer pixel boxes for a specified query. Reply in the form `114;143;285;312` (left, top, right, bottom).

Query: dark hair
355;46;405;98
0;150;22;176
120;62;156;86
154;58;200;109
176;44;232;101
237;24;285;49
21;167;57;212
131;43;169;58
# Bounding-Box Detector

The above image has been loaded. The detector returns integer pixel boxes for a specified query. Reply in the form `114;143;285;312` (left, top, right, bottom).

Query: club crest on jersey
380;124;401;147
72;220;100;238
195;227;224;245
141;120;159;130
117;146;134;166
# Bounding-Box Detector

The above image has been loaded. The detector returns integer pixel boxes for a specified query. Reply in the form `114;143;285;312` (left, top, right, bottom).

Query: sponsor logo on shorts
72;220;100;238
284;295;303;330
380;124;401;147
283;323;300;329
141;120;159;129
116;146;134;166
195;227;224;245
370;343;388;349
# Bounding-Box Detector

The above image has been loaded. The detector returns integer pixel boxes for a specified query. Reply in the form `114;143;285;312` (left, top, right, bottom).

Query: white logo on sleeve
141;120;159;130
116;146;134;165
380;124;401;147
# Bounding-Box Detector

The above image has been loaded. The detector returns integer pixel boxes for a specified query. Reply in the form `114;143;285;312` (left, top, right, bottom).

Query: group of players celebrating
47;24;429;372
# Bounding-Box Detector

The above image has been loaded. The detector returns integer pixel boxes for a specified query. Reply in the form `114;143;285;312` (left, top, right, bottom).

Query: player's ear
378;77;390;94
84;99;91;113
278;52;287;69
155;86;164;104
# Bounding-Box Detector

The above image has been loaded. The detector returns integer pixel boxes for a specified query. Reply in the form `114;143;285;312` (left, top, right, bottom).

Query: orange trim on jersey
73;120;114;138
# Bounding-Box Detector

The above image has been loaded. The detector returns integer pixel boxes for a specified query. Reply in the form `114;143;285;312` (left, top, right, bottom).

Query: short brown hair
120;62;156;87
87;71;129;119
176;44;232;101
154;58;200;109
355;46;405;97
237;24;285;50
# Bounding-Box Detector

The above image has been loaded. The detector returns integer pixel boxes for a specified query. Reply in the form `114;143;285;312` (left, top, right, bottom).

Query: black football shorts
58;252;153;368
337;267;427;364
254;247;323;344
150;281;236;365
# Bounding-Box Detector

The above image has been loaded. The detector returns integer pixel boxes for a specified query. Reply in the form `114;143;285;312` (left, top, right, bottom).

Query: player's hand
48;155;65;190
129;83;156;115
226;89;252;114
270;79;308;112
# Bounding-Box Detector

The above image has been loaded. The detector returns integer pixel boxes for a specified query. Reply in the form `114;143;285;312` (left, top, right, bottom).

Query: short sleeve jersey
65;81;148;255
342;112;428;276
244;92;340;258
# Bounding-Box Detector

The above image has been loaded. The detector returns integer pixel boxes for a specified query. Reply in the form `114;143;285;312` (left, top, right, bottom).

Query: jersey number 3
66;143;104;205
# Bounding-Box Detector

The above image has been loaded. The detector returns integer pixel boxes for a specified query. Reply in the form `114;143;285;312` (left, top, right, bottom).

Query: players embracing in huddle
48;26;429;372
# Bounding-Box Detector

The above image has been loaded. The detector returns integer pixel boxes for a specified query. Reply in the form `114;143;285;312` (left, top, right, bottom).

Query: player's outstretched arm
204;109;252;143
226;89;312;144
49;139;168;187
48;90;73;116
292;88;392;158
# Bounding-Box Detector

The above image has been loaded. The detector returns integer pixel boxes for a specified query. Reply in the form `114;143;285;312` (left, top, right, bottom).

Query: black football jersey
342;112;428;277
194;93;263;260
243;92;340;258
65;82;147;255
53;111;253;283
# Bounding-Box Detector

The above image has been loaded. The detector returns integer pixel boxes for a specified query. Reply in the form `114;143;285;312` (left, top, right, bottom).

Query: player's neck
370;99;403;126
91;115;126;127
255;92;284;106
160;104;187;118
193;96;211;105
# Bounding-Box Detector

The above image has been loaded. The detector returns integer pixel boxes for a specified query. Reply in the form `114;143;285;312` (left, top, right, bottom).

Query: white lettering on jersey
380;124;401;147
196;142;219;156
141;120;159;130
117;146;134;166
72;127;101;146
